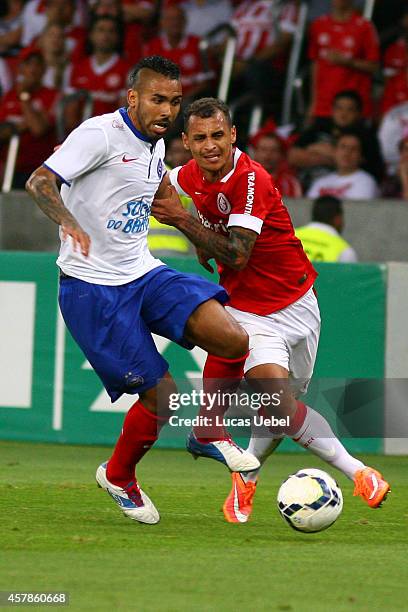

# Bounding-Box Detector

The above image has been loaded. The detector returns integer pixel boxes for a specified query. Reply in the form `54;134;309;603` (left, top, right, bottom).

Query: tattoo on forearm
27;173;77;228
176;215;257;269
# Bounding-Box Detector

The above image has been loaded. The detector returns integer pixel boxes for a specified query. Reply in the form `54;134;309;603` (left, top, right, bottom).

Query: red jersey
122;0;156;65
383;37;408;78
381;70;408;115
67;54;129;116
273;168;302;198
0;86;59;173
172;149;316;315
64;25;87;63
143;35;213;96
309;12;379;117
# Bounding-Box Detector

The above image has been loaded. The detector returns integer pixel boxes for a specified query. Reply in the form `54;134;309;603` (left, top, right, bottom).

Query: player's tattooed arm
182;224;257;271
26;166;91;257
152;185;257;270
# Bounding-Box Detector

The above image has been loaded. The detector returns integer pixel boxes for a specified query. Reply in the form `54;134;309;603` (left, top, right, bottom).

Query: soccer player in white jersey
25;57;261;525
152;97;390;522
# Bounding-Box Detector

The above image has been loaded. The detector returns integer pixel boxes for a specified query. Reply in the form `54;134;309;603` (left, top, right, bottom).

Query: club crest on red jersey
217;193;231;214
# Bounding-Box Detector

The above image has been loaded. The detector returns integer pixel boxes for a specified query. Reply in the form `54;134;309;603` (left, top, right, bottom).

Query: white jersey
44;108;165;284
232;0;298;61
378;102;408;176
307;169;379;200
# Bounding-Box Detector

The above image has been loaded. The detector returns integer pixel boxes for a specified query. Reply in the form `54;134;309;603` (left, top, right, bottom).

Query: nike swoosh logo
194;191;202;195
369;473;379;500
233;482;248;523
122;155;138;163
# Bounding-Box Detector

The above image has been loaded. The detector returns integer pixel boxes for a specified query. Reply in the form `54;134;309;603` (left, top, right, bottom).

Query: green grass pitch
0;441;407;611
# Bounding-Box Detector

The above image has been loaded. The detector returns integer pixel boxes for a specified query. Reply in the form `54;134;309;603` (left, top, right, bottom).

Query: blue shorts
58;265;228;401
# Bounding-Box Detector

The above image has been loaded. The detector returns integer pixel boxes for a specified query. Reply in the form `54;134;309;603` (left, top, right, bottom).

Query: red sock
194;353;247;443
107;399;168;487
258;400;307;437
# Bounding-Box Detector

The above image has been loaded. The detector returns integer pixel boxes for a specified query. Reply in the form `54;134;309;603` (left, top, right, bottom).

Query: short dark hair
184;97;232;131
312;196;343;224
335;129;362;147
129;56;180;88
333;90;363;113
88;15;123;55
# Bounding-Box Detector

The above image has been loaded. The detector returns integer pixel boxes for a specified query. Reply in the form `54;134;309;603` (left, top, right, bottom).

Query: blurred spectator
383;7;408;79
308;0;379;119
252;131;302;197
143;5;213;100
372;0;408;51
63;15;129;132
37;23;69;89
168;0;233;39
229;0;298;116
306;0;364;23
0;0;25;56
307;132;380;199
21;0;85;48
165;134;192;168
120;0;156;65
295;195;357;262
0;57;13;97
89;1;156;68
288;90;384;188
381;67;408;117
0;49;59;187
382;133;408;200
148;135;192;257
378;101;408;176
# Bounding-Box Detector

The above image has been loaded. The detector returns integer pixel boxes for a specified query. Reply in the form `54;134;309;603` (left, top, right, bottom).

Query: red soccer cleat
223;472;257;523
353;467;390;508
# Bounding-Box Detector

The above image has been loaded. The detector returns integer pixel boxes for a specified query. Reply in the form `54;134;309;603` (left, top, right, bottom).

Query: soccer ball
277;468;343;533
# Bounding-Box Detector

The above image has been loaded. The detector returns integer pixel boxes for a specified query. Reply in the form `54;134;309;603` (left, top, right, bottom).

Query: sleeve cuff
169;166;189;197
227;213;263;234
42;163;71;186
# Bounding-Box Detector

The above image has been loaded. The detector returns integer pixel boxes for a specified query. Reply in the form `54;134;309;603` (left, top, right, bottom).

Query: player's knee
140;372;177;416
220;323;248;360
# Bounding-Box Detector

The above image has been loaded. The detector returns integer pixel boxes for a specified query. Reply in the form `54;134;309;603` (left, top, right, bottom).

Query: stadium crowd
0;0;408;199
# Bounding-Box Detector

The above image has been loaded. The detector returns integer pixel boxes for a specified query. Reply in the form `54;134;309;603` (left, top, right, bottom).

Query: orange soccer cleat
223;472;257;523
353;467;390;508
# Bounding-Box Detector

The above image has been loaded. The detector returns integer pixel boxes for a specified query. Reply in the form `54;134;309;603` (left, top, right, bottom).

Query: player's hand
61;221;91;257
326;50;351;67
196;248;214;273
308;142;335;160
152;185;187;226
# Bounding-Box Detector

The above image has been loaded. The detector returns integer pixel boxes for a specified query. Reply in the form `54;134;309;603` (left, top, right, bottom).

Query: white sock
292;405;365;480
242;435;282;483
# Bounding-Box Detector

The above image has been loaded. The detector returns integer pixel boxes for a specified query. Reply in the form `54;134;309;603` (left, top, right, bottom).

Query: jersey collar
220;148;242;183
119;107;153;143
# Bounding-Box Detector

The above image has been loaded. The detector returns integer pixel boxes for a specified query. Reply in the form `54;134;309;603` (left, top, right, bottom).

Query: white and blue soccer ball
277;468;343;533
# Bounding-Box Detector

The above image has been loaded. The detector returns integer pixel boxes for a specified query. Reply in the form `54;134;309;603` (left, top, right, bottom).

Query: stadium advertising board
0;253;385;452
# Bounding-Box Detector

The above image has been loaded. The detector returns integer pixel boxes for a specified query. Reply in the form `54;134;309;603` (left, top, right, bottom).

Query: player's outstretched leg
96;374;175;524
246;364;391;509
184;302;260;472
289;402;391;508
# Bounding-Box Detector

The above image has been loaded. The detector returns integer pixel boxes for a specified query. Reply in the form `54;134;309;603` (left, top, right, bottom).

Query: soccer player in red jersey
152;97;390;521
